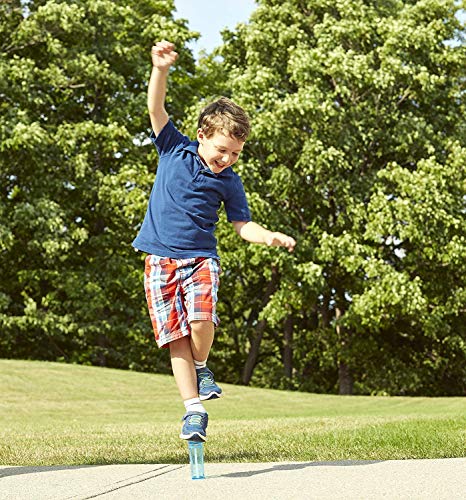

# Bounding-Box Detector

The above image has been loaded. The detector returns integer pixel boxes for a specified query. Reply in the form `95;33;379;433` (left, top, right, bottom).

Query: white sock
194;359;207;370
184;397;206;414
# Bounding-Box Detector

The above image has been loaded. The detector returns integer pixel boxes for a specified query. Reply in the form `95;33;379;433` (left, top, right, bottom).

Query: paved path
1;458;465;499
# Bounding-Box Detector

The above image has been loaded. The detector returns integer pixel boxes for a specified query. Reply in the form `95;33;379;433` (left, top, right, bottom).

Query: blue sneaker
197;366;222;401
180;411;208;442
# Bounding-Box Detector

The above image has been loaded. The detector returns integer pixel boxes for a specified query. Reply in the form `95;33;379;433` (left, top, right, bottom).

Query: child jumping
132;41;296;442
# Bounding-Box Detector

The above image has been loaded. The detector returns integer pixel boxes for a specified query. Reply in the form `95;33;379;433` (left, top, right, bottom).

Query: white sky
173;0;257;58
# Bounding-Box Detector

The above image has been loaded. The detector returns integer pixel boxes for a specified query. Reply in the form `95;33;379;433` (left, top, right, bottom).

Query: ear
197;128;205;142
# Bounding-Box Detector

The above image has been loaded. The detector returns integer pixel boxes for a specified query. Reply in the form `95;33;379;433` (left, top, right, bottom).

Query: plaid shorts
144;255;221;348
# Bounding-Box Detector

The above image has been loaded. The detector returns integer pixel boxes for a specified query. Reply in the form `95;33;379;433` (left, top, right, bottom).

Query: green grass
1;359;465;465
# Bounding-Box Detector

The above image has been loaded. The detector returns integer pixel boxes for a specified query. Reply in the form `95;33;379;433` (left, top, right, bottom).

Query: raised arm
148;41;178;136
232;221;296;252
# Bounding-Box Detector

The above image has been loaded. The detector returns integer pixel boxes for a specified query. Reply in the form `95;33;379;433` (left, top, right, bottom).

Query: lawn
0;359;465;465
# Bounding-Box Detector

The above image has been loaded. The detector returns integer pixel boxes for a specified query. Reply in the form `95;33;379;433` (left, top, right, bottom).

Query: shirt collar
182;140;199;154
182;140;233;177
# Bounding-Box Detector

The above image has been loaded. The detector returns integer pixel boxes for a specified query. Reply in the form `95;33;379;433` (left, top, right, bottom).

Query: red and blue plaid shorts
144;255;221;348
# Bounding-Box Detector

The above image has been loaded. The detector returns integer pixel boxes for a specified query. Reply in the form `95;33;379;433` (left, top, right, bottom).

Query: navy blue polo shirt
132;120;251;259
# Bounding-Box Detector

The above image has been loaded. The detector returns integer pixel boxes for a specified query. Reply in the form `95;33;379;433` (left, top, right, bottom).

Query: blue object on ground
188;441;205;480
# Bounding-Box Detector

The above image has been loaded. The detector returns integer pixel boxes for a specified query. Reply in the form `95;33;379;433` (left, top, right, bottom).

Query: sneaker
180;411;208;442
197;366;222;401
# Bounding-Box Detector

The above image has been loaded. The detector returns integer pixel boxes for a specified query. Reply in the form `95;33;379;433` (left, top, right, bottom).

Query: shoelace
198;371;215;388
187;414;204;426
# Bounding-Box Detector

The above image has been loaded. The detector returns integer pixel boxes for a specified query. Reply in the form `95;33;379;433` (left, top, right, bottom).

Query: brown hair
197;97;250;142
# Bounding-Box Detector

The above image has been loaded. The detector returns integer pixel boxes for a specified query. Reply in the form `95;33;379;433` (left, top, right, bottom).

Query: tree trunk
336;305;354;395
320;292;331;328
241;318;267;385
338;361;353;395
241;266;279;385
283;315;293;382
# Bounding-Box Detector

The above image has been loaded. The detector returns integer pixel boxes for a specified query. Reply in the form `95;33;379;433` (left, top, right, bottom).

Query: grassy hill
1;359;465;465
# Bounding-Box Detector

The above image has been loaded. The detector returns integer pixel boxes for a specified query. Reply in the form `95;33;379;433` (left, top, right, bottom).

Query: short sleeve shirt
132;120;251;259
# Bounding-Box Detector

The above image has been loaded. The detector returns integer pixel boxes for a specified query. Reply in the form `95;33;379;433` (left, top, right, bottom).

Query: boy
132;41;296;442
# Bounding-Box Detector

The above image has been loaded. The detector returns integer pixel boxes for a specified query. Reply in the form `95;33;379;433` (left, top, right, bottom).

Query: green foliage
210;0;466;395
1;0;465;396
0;0;197;370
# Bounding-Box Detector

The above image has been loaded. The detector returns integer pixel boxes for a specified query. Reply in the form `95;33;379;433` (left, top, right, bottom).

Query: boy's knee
190;320;214;336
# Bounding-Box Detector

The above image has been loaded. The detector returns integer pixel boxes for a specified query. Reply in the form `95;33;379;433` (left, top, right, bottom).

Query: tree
213;0;466;394
0;0;198;370
2;0;465;397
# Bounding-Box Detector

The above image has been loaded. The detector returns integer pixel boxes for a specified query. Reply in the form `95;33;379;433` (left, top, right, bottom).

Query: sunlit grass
1;360;465;465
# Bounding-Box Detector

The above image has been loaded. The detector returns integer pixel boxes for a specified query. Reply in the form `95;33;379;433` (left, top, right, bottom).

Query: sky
173;0;257;58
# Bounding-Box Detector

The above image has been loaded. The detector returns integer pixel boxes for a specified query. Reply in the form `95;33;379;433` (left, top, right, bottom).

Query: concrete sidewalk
1;458;465;500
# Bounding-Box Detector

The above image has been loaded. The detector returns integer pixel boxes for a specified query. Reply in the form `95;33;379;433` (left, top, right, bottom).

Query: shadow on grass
217;460;385;478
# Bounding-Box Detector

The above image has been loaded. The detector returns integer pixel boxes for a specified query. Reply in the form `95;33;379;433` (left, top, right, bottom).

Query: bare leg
171;336;208;441
169;337;198;401
170;321;215;401
190;320;214;362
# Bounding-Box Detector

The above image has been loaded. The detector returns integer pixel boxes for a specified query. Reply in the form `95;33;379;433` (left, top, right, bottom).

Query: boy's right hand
151;41;178;71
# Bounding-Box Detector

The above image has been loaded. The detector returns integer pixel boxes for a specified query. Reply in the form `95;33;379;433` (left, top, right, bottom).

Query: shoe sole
199;391;222;401
179;431;206;442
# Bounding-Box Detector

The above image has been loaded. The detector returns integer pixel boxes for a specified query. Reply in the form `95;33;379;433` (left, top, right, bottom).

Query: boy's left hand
266;232;296;252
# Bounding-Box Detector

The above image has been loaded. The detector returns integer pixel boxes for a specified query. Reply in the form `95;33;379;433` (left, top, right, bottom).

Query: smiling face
197;129;245;174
